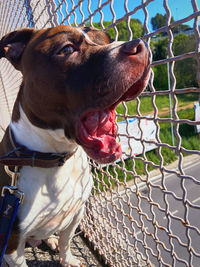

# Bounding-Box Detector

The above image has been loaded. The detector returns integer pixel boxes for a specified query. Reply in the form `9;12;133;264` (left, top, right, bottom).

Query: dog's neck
10;105;77;154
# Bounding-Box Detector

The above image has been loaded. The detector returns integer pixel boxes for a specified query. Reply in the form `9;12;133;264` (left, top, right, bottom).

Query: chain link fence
0;0;200;266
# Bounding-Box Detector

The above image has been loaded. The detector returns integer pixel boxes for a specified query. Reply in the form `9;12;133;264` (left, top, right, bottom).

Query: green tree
151;37;168;61
151;37;168;90
151;33;198;90
152;64;168;90
150;12;197;90
116;19;144;41
151;13;168;31
151;13;189;35
173;33;198;88
92;19;144;41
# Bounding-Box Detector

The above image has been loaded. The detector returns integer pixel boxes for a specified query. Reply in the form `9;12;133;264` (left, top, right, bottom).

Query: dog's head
0;25;151;164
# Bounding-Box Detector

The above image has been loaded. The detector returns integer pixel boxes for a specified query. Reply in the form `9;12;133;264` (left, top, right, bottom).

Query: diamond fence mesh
0;0;200;266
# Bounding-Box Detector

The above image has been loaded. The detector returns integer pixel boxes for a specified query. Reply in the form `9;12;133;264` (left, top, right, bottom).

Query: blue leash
0;165;24;267
0;190;21;266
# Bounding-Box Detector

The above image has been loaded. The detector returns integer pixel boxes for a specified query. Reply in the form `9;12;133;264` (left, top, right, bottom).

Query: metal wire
0;0;200;266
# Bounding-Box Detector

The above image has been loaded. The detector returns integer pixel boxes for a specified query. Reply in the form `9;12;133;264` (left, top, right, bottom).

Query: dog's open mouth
78;106;120;164
77;70;150;164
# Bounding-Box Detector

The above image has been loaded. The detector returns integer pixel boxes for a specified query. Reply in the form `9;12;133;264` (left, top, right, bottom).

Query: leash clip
1;186;24;204
4;166;19;187
1;166;24;204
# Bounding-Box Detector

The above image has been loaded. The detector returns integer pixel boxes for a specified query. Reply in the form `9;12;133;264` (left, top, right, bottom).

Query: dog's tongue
78;108;121;163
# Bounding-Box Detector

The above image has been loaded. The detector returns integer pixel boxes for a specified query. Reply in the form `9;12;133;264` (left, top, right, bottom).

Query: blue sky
112;0;197;30
58;0;198;32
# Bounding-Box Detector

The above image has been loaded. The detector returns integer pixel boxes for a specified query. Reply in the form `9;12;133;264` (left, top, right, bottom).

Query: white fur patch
10;105;77;154
6;105;93;266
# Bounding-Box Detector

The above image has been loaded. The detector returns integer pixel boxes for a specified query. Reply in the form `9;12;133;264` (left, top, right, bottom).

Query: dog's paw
60;256;83;267
44;235;59;251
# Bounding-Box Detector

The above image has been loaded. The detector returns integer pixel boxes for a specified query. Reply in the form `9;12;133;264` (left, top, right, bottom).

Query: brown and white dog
0;26;150;266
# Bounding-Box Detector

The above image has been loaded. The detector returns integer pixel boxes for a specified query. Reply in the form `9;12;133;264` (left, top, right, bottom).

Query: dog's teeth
99;111;109;125
83;126;88;137
84;112;99;133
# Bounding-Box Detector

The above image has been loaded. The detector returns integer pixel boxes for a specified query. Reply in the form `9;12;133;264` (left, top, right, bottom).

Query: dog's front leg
4;240;27;267
59;207;84;267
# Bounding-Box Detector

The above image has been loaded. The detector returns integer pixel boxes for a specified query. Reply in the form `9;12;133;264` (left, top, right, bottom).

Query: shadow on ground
25;235;102;267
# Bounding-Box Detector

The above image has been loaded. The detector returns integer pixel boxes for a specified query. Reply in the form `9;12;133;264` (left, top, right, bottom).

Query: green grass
92;93;200;190
116;93;198;119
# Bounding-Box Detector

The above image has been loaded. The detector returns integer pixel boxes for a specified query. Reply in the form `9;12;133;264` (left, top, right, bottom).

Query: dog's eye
58;45;75;55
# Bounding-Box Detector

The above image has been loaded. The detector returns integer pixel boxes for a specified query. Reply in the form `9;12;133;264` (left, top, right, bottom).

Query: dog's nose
121;39;147;56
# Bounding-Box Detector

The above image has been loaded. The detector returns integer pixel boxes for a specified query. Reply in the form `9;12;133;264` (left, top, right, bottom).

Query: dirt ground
2;235;102;267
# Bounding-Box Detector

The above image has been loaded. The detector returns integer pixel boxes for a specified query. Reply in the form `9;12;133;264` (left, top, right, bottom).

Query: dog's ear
0;28;35;70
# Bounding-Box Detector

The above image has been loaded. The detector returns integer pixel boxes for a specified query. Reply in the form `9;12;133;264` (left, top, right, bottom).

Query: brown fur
0;26;150;264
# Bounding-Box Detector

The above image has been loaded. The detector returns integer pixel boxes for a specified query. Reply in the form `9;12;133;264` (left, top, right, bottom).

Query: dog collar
0;126;77;259
0;127;77;168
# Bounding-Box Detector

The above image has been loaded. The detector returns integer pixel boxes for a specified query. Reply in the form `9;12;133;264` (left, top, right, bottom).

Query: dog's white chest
17;148;93;239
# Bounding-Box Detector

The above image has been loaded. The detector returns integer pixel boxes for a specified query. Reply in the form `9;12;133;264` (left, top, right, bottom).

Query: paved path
106;154;200;266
